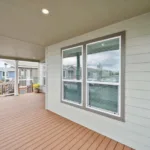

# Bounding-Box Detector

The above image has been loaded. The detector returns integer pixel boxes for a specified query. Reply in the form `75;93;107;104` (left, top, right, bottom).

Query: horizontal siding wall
46;12;150;150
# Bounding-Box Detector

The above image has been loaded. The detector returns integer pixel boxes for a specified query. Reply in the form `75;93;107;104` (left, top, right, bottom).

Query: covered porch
0;1;150;149
0;93;132;150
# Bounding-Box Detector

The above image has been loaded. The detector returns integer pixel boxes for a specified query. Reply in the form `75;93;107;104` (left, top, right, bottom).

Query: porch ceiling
0;0;150;46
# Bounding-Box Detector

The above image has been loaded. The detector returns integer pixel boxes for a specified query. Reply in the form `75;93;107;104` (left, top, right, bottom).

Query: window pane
63;81;81;104
63;46;82;80
87;38;120;82
88;83;118;113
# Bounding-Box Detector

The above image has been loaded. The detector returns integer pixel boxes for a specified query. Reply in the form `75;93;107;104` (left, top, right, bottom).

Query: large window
86;37;120;115
62;46;83;105
61;32;124;120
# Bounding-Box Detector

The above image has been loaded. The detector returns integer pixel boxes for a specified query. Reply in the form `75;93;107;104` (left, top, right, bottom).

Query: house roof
63;65;113;72
0;59;39;69
0;67;14;72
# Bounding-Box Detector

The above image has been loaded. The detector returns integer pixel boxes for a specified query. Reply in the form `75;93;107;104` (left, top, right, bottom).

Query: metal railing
18;79;33;94
0;81;14;95
0;78;39;95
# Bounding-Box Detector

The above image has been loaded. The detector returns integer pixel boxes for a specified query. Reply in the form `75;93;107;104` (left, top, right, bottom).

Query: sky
63;50;120;71
0;60;12;68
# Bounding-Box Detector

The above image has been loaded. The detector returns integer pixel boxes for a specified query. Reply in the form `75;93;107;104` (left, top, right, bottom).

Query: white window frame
86;36;121;117
62;45;83;106
63;70;66;79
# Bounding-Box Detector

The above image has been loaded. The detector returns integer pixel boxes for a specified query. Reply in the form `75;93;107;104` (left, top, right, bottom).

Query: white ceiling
0;0;150;46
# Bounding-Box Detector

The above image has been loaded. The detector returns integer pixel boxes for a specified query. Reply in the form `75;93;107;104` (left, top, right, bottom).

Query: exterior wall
46;12;150;150
0;71;15;80
8;71;15;78
0;71;3;80
0;36;44;60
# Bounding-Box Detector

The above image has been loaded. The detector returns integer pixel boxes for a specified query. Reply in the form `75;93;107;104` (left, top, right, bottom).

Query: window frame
61;31;125;121
61;45;84;107
86;36;121;117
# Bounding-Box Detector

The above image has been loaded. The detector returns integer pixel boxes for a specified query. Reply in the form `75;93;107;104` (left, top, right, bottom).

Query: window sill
61;99;124;122
61;99;83;108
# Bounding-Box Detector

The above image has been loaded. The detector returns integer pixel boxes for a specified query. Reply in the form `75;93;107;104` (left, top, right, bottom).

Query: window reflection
88;83;118;113
63;82;81;104
63;47;82;80
87;38;120;83
87;37;120;114
62;46;82;104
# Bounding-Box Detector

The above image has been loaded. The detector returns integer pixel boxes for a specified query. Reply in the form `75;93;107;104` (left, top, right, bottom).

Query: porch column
76;53;80;80
4;63;7;82
76;53;81;103
39;63;43;85
14;60;19;96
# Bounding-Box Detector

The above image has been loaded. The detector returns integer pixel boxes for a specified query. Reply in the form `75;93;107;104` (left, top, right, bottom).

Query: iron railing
0;81;14;95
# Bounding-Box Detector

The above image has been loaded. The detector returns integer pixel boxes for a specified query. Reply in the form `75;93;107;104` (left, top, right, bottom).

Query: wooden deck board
106;140;117;150
70;131;94;150
123;146;133;150
97;137;111;150
115;143;124;150
52;126;85;150
0;93;134;150
88;135;105;150
79;132;99;150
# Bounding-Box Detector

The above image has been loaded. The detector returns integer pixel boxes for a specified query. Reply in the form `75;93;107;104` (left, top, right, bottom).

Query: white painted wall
46;12;150;150
0;36;44;60
41;86;46;93
39;62;46;93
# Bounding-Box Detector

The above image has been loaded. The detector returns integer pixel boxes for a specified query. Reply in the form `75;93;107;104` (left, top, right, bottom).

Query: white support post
4;63;7;82
39;63;42;85
14;60;19;96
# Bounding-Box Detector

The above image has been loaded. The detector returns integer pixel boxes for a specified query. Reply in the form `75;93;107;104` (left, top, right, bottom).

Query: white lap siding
46;12;150;150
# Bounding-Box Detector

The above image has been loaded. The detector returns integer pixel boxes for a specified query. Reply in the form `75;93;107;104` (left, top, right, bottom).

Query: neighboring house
63;66;79;79
18;68;38;83
63;65;119;82
0;68;38;82
0;61;39;83
17;61;39;83
0;67;15;81
0;71;2;81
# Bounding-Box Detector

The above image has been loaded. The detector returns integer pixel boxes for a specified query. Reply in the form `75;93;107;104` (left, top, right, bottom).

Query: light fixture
42;8;49;15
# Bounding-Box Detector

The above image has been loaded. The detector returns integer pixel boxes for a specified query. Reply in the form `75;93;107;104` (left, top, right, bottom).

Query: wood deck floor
0;93;133;150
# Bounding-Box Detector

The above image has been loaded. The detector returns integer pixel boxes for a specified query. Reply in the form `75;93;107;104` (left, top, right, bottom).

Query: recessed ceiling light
42;8;49;15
